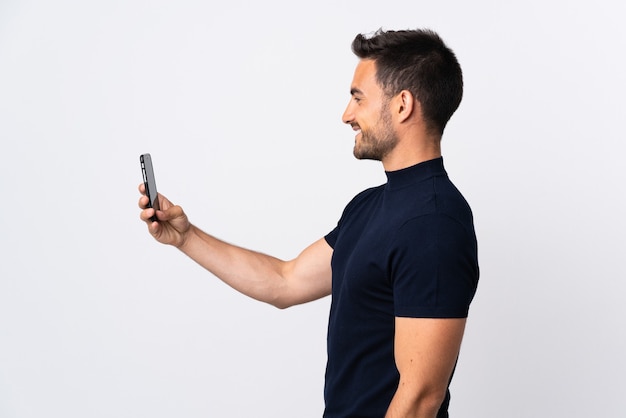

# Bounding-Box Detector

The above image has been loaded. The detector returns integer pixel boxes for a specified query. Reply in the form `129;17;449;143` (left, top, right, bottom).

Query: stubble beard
353;108;398;161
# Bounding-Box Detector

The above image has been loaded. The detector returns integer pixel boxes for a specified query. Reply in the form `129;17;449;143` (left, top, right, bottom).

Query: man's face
342;59;398;161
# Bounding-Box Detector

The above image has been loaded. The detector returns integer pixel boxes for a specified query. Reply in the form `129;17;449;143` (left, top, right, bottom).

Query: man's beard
353;108;398;161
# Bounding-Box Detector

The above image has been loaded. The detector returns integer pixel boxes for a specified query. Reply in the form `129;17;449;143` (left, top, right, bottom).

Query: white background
1;1;625;417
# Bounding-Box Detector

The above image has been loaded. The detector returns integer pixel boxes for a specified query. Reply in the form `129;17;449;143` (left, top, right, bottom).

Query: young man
139;28;479;418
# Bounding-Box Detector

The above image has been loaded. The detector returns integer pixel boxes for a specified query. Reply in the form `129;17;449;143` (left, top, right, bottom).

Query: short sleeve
325;226;339;249
390;213;479;318
325;187;380;250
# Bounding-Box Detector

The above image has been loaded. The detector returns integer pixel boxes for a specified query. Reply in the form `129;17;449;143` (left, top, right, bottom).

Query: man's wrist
175;223;195;251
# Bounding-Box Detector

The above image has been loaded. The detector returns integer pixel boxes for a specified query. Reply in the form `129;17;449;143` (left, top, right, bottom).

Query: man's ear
395;90;417;123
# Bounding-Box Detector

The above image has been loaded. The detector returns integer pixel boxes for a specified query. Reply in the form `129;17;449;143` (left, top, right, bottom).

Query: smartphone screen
140;153;159;220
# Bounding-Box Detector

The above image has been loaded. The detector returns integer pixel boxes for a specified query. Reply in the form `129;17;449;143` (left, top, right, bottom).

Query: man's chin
353;147;381;161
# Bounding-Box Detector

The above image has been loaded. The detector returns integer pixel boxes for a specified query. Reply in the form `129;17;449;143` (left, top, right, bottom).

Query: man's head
351;28;463;137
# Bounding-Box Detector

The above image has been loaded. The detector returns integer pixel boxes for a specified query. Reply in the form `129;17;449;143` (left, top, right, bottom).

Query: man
139;28;479;418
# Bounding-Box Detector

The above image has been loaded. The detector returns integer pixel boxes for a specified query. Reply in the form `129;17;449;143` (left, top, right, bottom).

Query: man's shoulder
344;184;385;210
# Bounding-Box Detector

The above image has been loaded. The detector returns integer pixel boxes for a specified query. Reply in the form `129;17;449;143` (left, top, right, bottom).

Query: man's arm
138;184;333;309
385;317;466;418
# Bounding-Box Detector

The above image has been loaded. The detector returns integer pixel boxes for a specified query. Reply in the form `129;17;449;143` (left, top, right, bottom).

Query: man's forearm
178;224;290;307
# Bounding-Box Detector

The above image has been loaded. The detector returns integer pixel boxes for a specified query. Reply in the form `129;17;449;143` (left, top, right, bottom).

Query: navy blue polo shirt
323;157;479;418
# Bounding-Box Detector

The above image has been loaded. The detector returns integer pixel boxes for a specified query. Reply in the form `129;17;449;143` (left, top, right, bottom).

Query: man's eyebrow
350;88;364;96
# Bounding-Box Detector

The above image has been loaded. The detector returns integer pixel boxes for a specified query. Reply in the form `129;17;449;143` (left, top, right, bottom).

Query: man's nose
342;102;354;125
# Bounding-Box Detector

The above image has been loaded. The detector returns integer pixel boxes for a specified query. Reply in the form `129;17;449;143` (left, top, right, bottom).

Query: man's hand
138;183;191;248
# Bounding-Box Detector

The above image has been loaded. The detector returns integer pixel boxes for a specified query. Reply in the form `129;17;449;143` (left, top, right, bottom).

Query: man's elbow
266;290;298;310
271;299;293;310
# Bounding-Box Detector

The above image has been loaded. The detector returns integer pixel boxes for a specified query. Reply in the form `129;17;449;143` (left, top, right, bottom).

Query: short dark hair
351;28;463;136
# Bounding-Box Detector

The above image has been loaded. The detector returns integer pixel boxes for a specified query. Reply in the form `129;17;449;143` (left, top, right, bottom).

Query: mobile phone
140;153;160;221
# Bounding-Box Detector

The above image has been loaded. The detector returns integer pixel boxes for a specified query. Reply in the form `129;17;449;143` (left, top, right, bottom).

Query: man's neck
381;141;441;172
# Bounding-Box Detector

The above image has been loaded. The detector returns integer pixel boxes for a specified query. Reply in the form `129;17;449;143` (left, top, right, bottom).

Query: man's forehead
354;59;377;78
351;59;378;91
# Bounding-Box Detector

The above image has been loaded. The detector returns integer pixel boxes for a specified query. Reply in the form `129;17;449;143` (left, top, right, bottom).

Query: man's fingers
147;220;161;236
156;193;174;210
139;207;156;222
138;195;150;209
139;204;181;223
156;204;183;221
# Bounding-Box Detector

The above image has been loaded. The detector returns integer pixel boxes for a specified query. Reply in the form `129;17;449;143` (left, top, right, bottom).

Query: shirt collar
384;157;446;190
